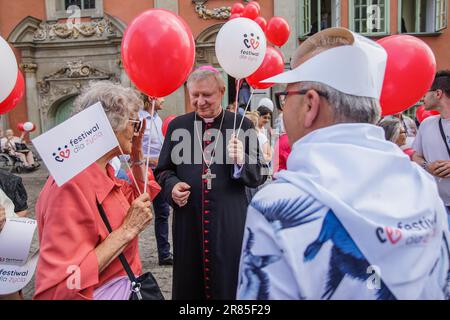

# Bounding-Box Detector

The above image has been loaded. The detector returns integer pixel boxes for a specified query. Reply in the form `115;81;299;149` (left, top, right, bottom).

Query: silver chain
194;110;226;170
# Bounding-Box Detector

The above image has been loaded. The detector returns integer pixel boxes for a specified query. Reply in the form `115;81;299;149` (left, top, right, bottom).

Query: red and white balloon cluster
217;1;290;90
0;36;24;115
230;1;290;48
17;122;36;132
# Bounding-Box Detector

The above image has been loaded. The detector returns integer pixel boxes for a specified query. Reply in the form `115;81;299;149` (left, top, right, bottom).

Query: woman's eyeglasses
128;119;142;133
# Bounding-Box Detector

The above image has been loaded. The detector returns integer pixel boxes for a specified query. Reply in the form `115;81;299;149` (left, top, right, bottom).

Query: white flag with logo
32;102;119;186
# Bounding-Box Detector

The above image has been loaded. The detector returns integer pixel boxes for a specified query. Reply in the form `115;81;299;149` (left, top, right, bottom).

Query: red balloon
242;4;260;20
254;16;267;33
248;1;261;11
231;3;245;15
378;35;436;116
246;47;285;89
0;71;24;115
121;9;195;98
229;13;241;20
415;105;440;123
17;123;24;132
266;17;291;47
162;114;177;137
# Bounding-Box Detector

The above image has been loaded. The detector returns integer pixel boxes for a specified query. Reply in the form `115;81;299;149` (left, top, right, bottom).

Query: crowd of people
1;27;450;300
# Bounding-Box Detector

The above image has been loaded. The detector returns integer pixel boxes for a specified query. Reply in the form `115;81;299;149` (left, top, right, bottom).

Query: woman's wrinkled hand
120;193;153;240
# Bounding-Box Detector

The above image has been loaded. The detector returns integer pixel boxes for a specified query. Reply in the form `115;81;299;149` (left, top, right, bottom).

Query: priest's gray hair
187;69;226;91
73;81;143;132
298;81;381;124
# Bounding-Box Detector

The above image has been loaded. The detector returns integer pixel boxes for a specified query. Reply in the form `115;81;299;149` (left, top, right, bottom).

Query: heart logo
243;38;251;49
59;149;71;159
385;227;402;244
250;38;260;49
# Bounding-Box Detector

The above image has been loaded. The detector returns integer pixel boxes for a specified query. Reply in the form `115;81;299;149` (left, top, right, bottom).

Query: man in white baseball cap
237;28;450;300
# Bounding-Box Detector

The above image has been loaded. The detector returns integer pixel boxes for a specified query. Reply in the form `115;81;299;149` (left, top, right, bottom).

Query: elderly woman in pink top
34;81;161;300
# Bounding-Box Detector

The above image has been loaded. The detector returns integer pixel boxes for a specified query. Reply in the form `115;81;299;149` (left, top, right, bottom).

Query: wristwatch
422;161;428;170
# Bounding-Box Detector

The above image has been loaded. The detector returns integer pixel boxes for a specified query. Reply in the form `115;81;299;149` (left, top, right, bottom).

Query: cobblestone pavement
18;165;173;300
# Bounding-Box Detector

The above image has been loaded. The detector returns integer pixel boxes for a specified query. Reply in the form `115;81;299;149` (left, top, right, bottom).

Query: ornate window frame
45;0;103;21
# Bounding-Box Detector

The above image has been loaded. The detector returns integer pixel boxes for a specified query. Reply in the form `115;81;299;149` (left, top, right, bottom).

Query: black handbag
96;200;165;300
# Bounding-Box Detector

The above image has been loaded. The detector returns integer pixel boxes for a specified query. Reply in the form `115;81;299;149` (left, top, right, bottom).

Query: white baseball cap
263;28;387;99
257;97;274;112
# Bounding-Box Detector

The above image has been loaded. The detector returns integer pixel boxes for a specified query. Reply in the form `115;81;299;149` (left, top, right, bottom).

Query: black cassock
155;110;266;300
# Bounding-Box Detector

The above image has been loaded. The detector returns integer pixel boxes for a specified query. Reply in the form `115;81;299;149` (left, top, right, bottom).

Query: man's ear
303;90;321;129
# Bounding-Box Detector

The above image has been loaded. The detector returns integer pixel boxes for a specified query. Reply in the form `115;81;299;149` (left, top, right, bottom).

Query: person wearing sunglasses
237;28;450;300
34;81;161;300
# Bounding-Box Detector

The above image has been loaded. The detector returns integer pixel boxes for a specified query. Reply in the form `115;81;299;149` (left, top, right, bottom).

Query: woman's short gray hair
187;69;225;90
378;118;402;143
73;81;143;132
298;81;381;124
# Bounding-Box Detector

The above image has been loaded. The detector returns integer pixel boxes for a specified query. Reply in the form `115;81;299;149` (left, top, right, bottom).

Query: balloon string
144;99;156;194
236;88;255;138
233;78;242;134
118;145;142;196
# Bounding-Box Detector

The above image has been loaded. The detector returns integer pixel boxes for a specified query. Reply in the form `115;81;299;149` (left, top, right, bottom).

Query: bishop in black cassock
155;108;266;300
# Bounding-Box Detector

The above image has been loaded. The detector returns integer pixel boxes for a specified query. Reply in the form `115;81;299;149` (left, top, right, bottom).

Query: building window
400;0;448;33
350;0;389;35
65;0;96;10
436;0;448;30
299;0;341;37
45;0;103;21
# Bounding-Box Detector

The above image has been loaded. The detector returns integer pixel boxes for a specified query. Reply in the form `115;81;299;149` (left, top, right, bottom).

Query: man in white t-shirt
413;70;450;219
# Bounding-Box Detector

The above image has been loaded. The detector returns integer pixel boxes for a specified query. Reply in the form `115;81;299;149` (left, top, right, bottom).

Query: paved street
19;165;173;300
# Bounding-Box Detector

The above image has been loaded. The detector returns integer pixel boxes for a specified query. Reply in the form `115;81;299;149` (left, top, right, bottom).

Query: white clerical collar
197;108;223;123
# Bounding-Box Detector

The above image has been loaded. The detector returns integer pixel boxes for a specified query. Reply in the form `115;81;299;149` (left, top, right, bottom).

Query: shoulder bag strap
438;118;450;158
96;199;138;284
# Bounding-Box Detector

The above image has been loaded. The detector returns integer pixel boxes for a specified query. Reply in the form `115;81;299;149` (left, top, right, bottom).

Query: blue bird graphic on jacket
239;197;321;299
304;210;396;300
248;196;396;300
239;228;281;300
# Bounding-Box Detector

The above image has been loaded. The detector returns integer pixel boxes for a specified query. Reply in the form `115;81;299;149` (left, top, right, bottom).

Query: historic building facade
0;0;448;135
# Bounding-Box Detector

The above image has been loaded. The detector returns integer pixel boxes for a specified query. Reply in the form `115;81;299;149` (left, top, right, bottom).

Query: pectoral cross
202;168;216;190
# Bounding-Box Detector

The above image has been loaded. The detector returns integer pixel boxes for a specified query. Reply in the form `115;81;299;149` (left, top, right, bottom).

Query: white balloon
0;36;18;103
215;18;266;79
23;122;34;132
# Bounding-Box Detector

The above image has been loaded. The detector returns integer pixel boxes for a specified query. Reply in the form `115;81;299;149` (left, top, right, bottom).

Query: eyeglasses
277;89;329;108
128;118;142;133
280;89;328;100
